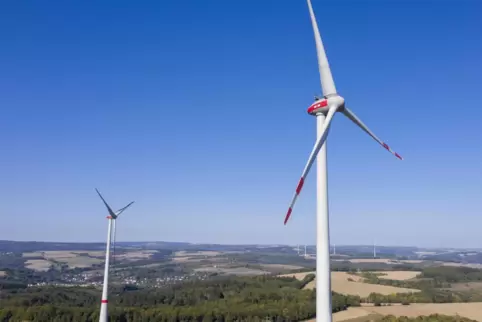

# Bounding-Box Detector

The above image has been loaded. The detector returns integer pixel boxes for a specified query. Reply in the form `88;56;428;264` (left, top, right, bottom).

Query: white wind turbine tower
283;1;403;321
373;240;377;259
96;188;134;322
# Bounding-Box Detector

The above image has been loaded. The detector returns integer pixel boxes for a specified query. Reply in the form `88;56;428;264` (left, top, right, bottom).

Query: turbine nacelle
307;95;345;116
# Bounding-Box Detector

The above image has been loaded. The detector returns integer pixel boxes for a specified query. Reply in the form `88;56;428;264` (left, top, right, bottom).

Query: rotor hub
307;94;345;116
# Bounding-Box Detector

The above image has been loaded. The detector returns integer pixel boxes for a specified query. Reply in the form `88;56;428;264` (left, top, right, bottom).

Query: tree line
379;315;477;322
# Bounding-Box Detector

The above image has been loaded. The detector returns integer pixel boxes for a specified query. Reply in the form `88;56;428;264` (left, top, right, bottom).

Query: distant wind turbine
96;189;134;322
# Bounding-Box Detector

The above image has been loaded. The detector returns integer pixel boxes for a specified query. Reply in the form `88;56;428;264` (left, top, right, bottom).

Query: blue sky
0;0;481;248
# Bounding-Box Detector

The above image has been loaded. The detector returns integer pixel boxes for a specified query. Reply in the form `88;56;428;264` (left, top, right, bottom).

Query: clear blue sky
0;0;481;248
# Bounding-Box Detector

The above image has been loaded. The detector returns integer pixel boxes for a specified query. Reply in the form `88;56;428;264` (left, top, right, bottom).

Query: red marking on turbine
307;100;328;114
394;152;403;160
382;143;390;150
295;178;304;195
106;216;112;219
284;208;293;225
101;299;108;303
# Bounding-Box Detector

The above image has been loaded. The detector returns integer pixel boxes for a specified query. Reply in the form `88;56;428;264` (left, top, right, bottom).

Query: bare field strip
175;251;221;257
363;303;482;321
72;251;105;257
195;267;268;276
116;251;155;260
60;257;103;268
400;260;423;264
22;252;44;258
261;264;304;271
331;272;420;296
349;259;395;264
25;259;52;271
371;271;421;281
43;251;79;259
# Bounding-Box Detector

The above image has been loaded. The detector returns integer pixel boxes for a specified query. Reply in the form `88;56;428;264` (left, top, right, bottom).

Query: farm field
281;271;421;296
194;266;268;276
25;259;52;271
332;307;375;322
260;264;304;271
0;270;6;276
174;251;221;257
21;249;158;270
172;250;224;263
371;270;421;280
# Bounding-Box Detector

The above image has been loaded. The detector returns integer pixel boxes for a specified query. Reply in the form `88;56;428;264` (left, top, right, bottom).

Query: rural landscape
2;240;482;321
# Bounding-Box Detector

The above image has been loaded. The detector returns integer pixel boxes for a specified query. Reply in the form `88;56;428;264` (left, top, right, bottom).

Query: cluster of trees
420;266;482;283
379;315;477;322
363;289;482;305
355;266;482;304
0;275;362;321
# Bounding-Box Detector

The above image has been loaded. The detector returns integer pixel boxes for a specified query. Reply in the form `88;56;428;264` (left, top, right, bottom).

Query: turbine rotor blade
342;107;403;160
95;188;117;218
116;201;135;217
307;0;337;97
284;106;338;225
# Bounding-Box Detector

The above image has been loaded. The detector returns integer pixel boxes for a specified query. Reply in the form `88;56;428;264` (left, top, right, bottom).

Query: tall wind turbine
96;189;134;322
283;1;403;321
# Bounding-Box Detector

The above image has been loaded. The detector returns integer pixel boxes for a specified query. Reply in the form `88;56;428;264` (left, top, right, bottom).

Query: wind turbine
373;240;377;259
283;1;403;321
96;188;134;322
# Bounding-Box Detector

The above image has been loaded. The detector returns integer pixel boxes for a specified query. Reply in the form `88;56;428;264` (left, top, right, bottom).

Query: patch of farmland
194;266;268;276
25;259;52;271
60;256;103;268
440;262;482;269
72;251;105;257
43;251;79;259
0;271;6;277
115;250;156;260
305;308;379;322
175;251;221;257
261;264;304;272
332;307;375;322
172;256;192;262
282;271;420;296
349;259;396;264
363;303;482;321
332;272;421;296
370;271;421;281
279;271;317;280
22;252;44;258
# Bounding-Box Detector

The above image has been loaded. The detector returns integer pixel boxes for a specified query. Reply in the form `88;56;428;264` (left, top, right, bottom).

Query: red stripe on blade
382;143;390;150
394;152;403;160
101;300;108;304
295;178;304;195
284;208;293;225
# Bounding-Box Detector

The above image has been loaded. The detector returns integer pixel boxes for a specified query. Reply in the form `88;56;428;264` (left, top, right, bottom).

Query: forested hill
0;274;361;321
